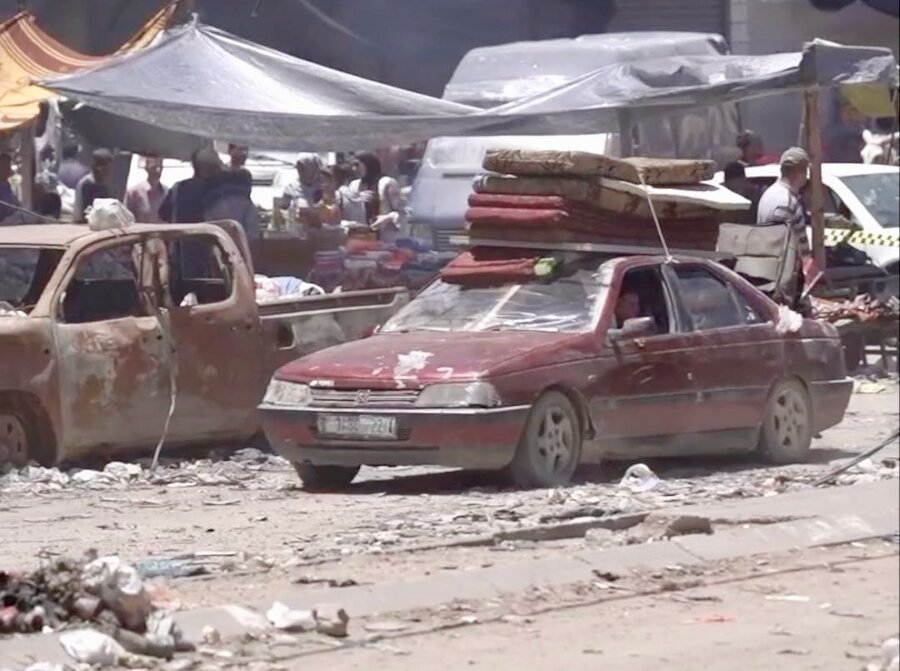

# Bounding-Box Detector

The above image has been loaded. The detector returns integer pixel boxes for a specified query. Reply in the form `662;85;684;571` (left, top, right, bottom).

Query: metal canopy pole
804;87;827;273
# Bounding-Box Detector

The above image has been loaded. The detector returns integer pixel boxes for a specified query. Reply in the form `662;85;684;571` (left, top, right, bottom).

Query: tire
758;379;813;464
0;400;33;468
505;391;583;489
293;462;360;491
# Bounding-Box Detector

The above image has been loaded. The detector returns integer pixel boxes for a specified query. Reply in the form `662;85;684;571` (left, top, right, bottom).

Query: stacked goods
441;247;557;285
466;149;749;252
336;238;454;292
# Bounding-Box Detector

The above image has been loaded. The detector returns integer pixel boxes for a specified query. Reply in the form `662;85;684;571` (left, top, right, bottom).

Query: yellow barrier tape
824;228;900;248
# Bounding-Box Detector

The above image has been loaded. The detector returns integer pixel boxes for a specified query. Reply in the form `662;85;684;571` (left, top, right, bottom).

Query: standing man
756;147;817;305
158;146;221;224
0;152;20;223
73;149;113;223
125;156;168;223
227;144;252;197
57;144;90;190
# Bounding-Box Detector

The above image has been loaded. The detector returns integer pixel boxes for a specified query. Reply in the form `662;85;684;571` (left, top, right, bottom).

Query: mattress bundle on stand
465;149;750;252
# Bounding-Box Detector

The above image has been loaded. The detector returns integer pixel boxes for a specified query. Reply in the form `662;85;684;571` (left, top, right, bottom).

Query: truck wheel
758;379;812;464
293;463;360;491
505;391;582;489
0;403;31;468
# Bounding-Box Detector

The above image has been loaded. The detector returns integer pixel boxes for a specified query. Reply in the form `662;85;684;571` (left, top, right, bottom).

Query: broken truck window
168;235;234;306
61;243;146;324
0;247;64;313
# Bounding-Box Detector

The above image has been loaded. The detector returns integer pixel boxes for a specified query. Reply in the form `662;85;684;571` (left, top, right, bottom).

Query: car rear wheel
0;404;31;468
506;391;582;488
293;463;360;491
758;379;812;464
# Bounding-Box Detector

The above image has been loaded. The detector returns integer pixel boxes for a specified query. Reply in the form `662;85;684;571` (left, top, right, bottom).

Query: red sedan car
260;253;852;490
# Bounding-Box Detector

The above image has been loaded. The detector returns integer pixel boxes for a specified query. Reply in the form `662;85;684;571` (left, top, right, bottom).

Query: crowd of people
0;142;409;257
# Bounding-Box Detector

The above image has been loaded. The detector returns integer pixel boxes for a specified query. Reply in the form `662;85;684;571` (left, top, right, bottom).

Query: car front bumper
260;404;531;470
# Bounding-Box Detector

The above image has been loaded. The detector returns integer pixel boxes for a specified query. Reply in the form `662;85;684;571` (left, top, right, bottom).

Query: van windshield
383;259;607;334
0;246;65;313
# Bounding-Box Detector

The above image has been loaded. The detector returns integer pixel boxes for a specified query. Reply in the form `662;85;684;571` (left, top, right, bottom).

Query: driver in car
614;290;641;328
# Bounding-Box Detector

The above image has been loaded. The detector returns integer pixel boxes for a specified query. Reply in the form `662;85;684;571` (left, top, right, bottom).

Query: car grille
310;388;420;408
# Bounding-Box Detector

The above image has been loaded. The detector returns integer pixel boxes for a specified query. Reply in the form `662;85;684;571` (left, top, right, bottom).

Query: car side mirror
607;316;656;344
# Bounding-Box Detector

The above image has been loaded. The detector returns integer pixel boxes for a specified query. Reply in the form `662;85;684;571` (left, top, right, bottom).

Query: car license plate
317;415;397;440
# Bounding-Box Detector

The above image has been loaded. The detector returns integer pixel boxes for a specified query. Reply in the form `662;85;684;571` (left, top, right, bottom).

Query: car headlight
263;379;312;407
415;382;501;408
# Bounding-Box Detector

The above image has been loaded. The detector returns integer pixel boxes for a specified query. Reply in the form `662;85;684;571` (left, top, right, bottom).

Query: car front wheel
505;391;582;489
0;403;32;468
758;379;812;464
293;463;361;491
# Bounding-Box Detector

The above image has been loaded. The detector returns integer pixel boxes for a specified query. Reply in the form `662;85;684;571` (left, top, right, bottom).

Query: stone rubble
1;446;897;568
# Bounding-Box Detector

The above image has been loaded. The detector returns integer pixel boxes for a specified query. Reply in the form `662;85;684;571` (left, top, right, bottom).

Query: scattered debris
364;620;411;634
314;603;350;638
639;513;713;540
266;602;317;632
765;595;811;603
59;628;128;665
620;463;661;493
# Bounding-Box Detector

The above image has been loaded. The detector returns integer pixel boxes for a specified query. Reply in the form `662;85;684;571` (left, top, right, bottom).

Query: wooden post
804;88;827;273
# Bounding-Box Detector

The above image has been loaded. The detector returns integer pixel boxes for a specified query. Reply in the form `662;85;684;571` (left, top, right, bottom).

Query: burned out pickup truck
0;222;407;466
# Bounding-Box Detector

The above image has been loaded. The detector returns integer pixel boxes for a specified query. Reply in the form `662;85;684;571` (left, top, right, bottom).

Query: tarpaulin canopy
43;20;487;155
0;6;173;134
43;25;898;154
480;39;899;135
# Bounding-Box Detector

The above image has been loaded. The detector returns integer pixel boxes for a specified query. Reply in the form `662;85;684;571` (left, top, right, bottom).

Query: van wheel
293;463;360;491
0;404;31;468
505;391;582;489
758;379;812;464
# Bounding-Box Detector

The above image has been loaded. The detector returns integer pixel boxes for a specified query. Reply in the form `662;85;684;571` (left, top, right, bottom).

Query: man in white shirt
125;156;168;223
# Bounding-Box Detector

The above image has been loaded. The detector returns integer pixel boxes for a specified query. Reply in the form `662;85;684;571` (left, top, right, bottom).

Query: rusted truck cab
0;223;407;466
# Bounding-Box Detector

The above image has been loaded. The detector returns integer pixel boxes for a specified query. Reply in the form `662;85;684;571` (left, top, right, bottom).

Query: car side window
674;266;743;331
168;235;234;307
613;267;673;335
61;242;147;324
731;289;764;325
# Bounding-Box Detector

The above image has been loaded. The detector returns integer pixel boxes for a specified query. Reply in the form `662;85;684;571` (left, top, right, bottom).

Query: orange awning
0;4;175;134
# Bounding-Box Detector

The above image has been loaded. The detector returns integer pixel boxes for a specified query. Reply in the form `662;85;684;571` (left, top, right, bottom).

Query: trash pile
0;553;191;664
0;448;290;495
463;149;745;249
812;294;900;324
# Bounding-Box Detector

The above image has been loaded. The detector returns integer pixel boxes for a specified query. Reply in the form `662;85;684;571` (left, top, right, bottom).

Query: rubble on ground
0;551;191;663
0;448;290;495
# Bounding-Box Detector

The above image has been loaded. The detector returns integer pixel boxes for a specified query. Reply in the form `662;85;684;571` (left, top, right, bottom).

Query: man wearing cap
755;147;816;304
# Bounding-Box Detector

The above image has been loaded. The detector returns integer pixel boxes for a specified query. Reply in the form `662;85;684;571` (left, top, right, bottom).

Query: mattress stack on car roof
465;149;750;251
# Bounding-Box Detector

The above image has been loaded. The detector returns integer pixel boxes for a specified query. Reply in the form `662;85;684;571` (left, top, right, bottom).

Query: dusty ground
296;541;900;671
1;388;897;614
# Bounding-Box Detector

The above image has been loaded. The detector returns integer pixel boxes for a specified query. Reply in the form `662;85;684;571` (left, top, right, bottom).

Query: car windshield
382;257;607;334
0;246;64;314
841;173;899;229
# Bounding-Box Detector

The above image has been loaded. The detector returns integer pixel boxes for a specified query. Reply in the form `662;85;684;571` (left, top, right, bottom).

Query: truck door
53;238;170;458
163;232;265;442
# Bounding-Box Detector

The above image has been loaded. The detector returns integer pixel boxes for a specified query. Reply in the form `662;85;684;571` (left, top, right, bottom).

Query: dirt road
313;542;899;671
1;389;897;609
